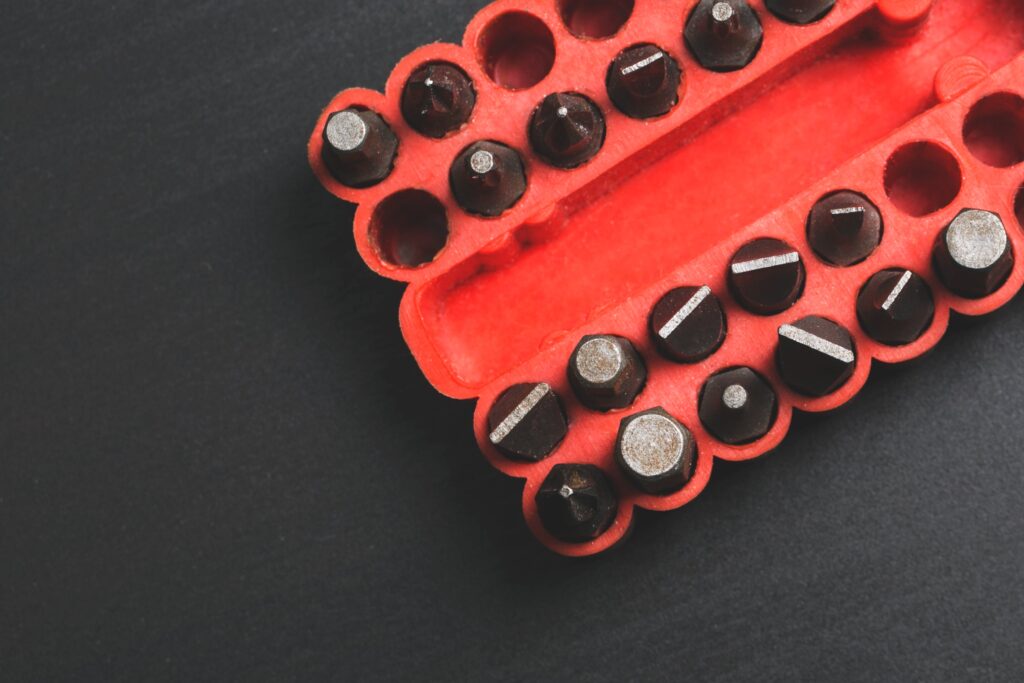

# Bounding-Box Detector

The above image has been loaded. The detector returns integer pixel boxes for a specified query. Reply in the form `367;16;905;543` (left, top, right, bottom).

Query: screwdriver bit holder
310;0;1024;555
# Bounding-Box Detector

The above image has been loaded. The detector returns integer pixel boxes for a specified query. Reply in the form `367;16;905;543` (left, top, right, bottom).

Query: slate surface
3;1;1024;681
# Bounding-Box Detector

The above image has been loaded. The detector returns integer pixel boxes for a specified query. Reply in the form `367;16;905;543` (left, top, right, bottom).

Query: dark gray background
3;1;1023;681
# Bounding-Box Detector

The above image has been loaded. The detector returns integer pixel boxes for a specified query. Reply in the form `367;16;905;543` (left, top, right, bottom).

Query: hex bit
699;367;778;445
449;141;527;217
321;108;398;188
615;408;696;494
568;335;647;411
933;209;1014;298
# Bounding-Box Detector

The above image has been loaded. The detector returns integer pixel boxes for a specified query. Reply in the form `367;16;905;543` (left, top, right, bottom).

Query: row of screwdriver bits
320;0;840;220
487;201;1015;543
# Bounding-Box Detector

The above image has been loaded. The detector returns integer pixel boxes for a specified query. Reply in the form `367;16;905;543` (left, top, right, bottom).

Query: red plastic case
310;0;1024;555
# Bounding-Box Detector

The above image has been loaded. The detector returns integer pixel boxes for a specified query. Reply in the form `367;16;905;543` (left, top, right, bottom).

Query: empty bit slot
963;92;1024;168
883;141;963;217
558;0;634;40
477;12;556;90
370;190;449;268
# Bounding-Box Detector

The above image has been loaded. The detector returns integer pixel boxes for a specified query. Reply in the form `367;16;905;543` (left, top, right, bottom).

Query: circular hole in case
558;0;633;39
963;92;1024;168
883;141;962;217
370;190;449;268
477;12;556;90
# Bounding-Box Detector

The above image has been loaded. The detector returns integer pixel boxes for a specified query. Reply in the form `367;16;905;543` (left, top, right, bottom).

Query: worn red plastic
310;0;1024;555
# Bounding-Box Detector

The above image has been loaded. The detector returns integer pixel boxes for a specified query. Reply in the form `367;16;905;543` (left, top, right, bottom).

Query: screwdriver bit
321;108;398;188
449;141;527;217
806;190;883;267
535;464;618;543
699;367;778;445
933;209;1014;298
487;383;568;461
528;92;606;169
648;286;727;363
776;316;857;397
729;238;806;315
685;0;764;73
568;335;647;411
615;408;696;494
606;43;682;119
401;62;476;139
856;269;935;346
765;0;836;25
